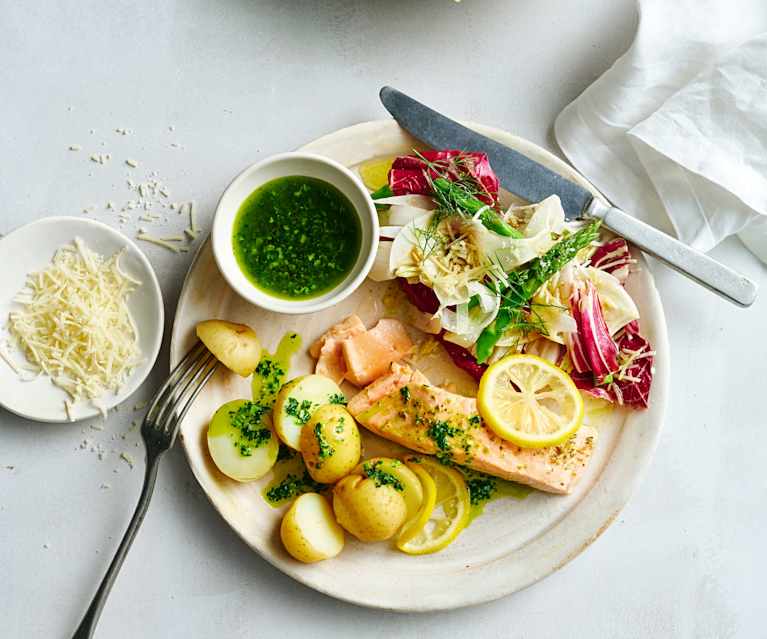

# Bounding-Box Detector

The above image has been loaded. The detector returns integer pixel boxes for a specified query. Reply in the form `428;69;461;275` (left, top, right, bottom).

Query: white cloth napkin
554;0;767;263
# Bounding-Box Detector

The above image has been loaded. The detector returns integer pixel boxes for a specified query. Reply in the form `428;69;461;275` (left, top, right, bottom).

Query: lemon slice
477;354;583;449
396;457;470;555
396;461;437;546
358;156;394;192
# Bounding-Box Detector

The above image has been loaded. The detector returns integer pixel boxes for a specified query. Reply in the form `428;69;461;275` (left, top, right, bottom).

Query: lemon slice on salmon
477;354;583;449
396;457;470;555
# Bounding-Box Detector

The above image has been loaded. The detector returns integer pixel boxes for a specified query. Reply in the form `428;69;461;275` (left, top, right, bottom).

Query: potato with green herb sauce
333;457;408;542
207;399;278;481
352;457;423;521
300;404;361;483
273;374;344;449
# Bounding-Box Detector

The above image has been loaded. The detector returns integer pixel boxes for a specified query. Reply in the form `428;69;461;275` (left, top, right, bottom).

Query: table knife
379;86;757;308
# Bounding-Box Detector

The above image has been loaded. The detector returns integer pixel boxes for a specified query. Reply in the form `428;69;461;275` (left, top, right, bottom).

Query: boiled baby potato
281;493;345;563
196;320;261;377
273;374;343;449
207;399;278;481
300;404;361;484
353;457;423;521
333;471;407;542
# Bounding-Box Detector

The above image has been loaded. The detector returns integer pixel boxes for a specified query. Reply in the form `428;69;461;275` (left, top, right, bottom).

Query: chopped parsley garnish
265;470;325;504
285;397;314;425
362;461;403;491
328;393;347;406
252;357;286;407
229;401;272;456
468;414;481;426
314;424;335;460
399;386;411;404
466;476;497;505
255;359;280;378
427;419;457;463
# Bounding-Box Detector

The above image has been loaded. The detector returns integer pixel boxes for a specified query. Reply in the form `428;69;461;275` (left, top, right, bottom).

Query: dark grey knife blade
379;86;758;307
380;85;592;219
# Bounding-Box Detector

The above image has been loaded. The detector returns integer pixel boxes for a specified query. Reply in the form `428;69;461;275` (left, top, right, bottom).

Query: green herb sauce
233;176;361;300
459;467;533;524
251;332;302;407
314;423;335;461
228;402;272;456
263;447;327;506
362;460;404;491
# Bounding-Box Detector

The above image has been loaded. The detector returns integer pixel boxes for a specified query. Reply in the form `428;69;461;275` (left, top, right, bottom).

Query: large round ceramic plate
170;121;669;611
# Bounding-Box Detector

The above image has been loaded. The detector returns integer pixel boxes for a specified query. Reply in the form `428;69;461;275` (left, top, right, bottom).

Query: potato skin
196;319;261;377
300;405;361;483
333;474;407;542
280;493;344;563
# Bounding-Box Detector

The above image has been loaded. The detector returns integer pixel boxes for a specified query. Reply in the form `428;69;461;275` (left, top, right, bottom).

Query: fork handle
72;449;163;639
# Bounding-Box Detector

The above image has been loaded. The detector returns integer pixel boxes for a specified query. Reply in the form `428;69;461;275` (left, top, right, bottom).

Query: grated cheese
136;232;182;252
8;238;143;410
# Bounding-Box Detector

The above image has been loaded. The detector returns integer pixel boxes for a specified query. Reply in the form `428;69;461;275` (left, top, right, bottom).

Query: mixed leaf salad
368;150;654;409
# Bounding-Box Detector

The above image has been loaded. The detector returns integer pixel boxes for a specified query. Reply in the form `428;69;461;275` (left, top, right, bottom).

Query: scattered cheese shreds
120;452;135;468
136;233;181;253
8;238;143;409
64;400;74;422
189;201;197;232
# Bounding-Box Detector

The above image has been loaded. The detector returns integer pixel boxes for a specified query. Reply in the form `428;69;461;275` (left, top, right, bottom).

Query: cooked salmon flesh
310;315;413;387
348;363;597;494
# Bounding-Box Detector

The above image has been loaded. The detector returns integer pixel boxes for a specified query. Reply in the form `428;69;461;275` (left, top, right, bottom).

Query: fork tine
144;341;207;424
168;358;220;436
153;352;216;431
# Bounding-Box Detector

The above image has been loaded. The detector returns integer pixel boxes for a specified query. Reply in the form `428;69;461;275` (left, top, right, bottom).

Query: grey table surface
2;1;765;638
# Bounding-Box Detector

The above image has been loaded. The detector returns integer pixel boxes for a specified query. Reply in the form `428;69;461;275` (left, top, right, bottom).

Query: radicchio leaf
611;321;654;408
398;277;487;381
567;280;619;381
570;320;654;409
388;150;499;204
438;335;487;382
398;278;440;315
590;238;631;284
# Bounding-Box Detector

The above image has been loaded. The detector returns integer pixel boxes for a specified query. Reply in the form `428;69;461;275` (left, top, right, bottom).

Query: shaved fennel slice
441;282;500;348
584;267;639;335
369;241;395;282
373;194;436;208
481;194;567;271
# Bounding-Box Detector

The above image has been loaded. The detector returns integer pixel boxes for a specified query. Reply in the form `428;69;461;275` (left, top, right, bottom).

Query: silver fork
72;341;219;639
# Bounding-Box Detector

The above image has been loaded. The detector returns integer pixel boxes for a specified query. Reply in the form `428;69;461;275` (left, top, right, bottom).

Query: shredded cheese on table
8;238;143;412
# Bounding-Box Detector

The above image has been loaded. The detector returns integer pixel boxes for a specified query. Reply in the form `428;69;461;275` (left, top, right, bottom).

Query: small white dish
0;217;164;423
211;152;379;314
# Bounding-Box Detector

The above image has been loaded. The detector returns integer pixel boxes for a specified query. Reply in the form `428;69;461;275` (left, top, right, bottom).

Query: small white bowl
0;217;164;423
211;152;379;314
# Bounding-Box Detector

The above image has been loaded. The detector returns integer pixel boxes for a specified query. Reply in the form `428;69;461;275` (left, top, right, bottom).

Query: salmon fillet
342;319;414;386
347;363;597;495
310;315;366;385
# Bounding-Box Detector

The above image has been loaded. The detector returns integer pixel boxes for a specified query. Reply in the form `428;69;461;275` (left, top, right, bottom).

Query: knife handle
585;199;757;307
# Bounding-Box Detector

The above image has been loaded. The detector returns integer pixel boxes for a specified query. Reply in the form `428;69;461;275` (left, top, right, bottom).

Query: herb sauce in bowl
233;176;362;300
212;151;378;314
